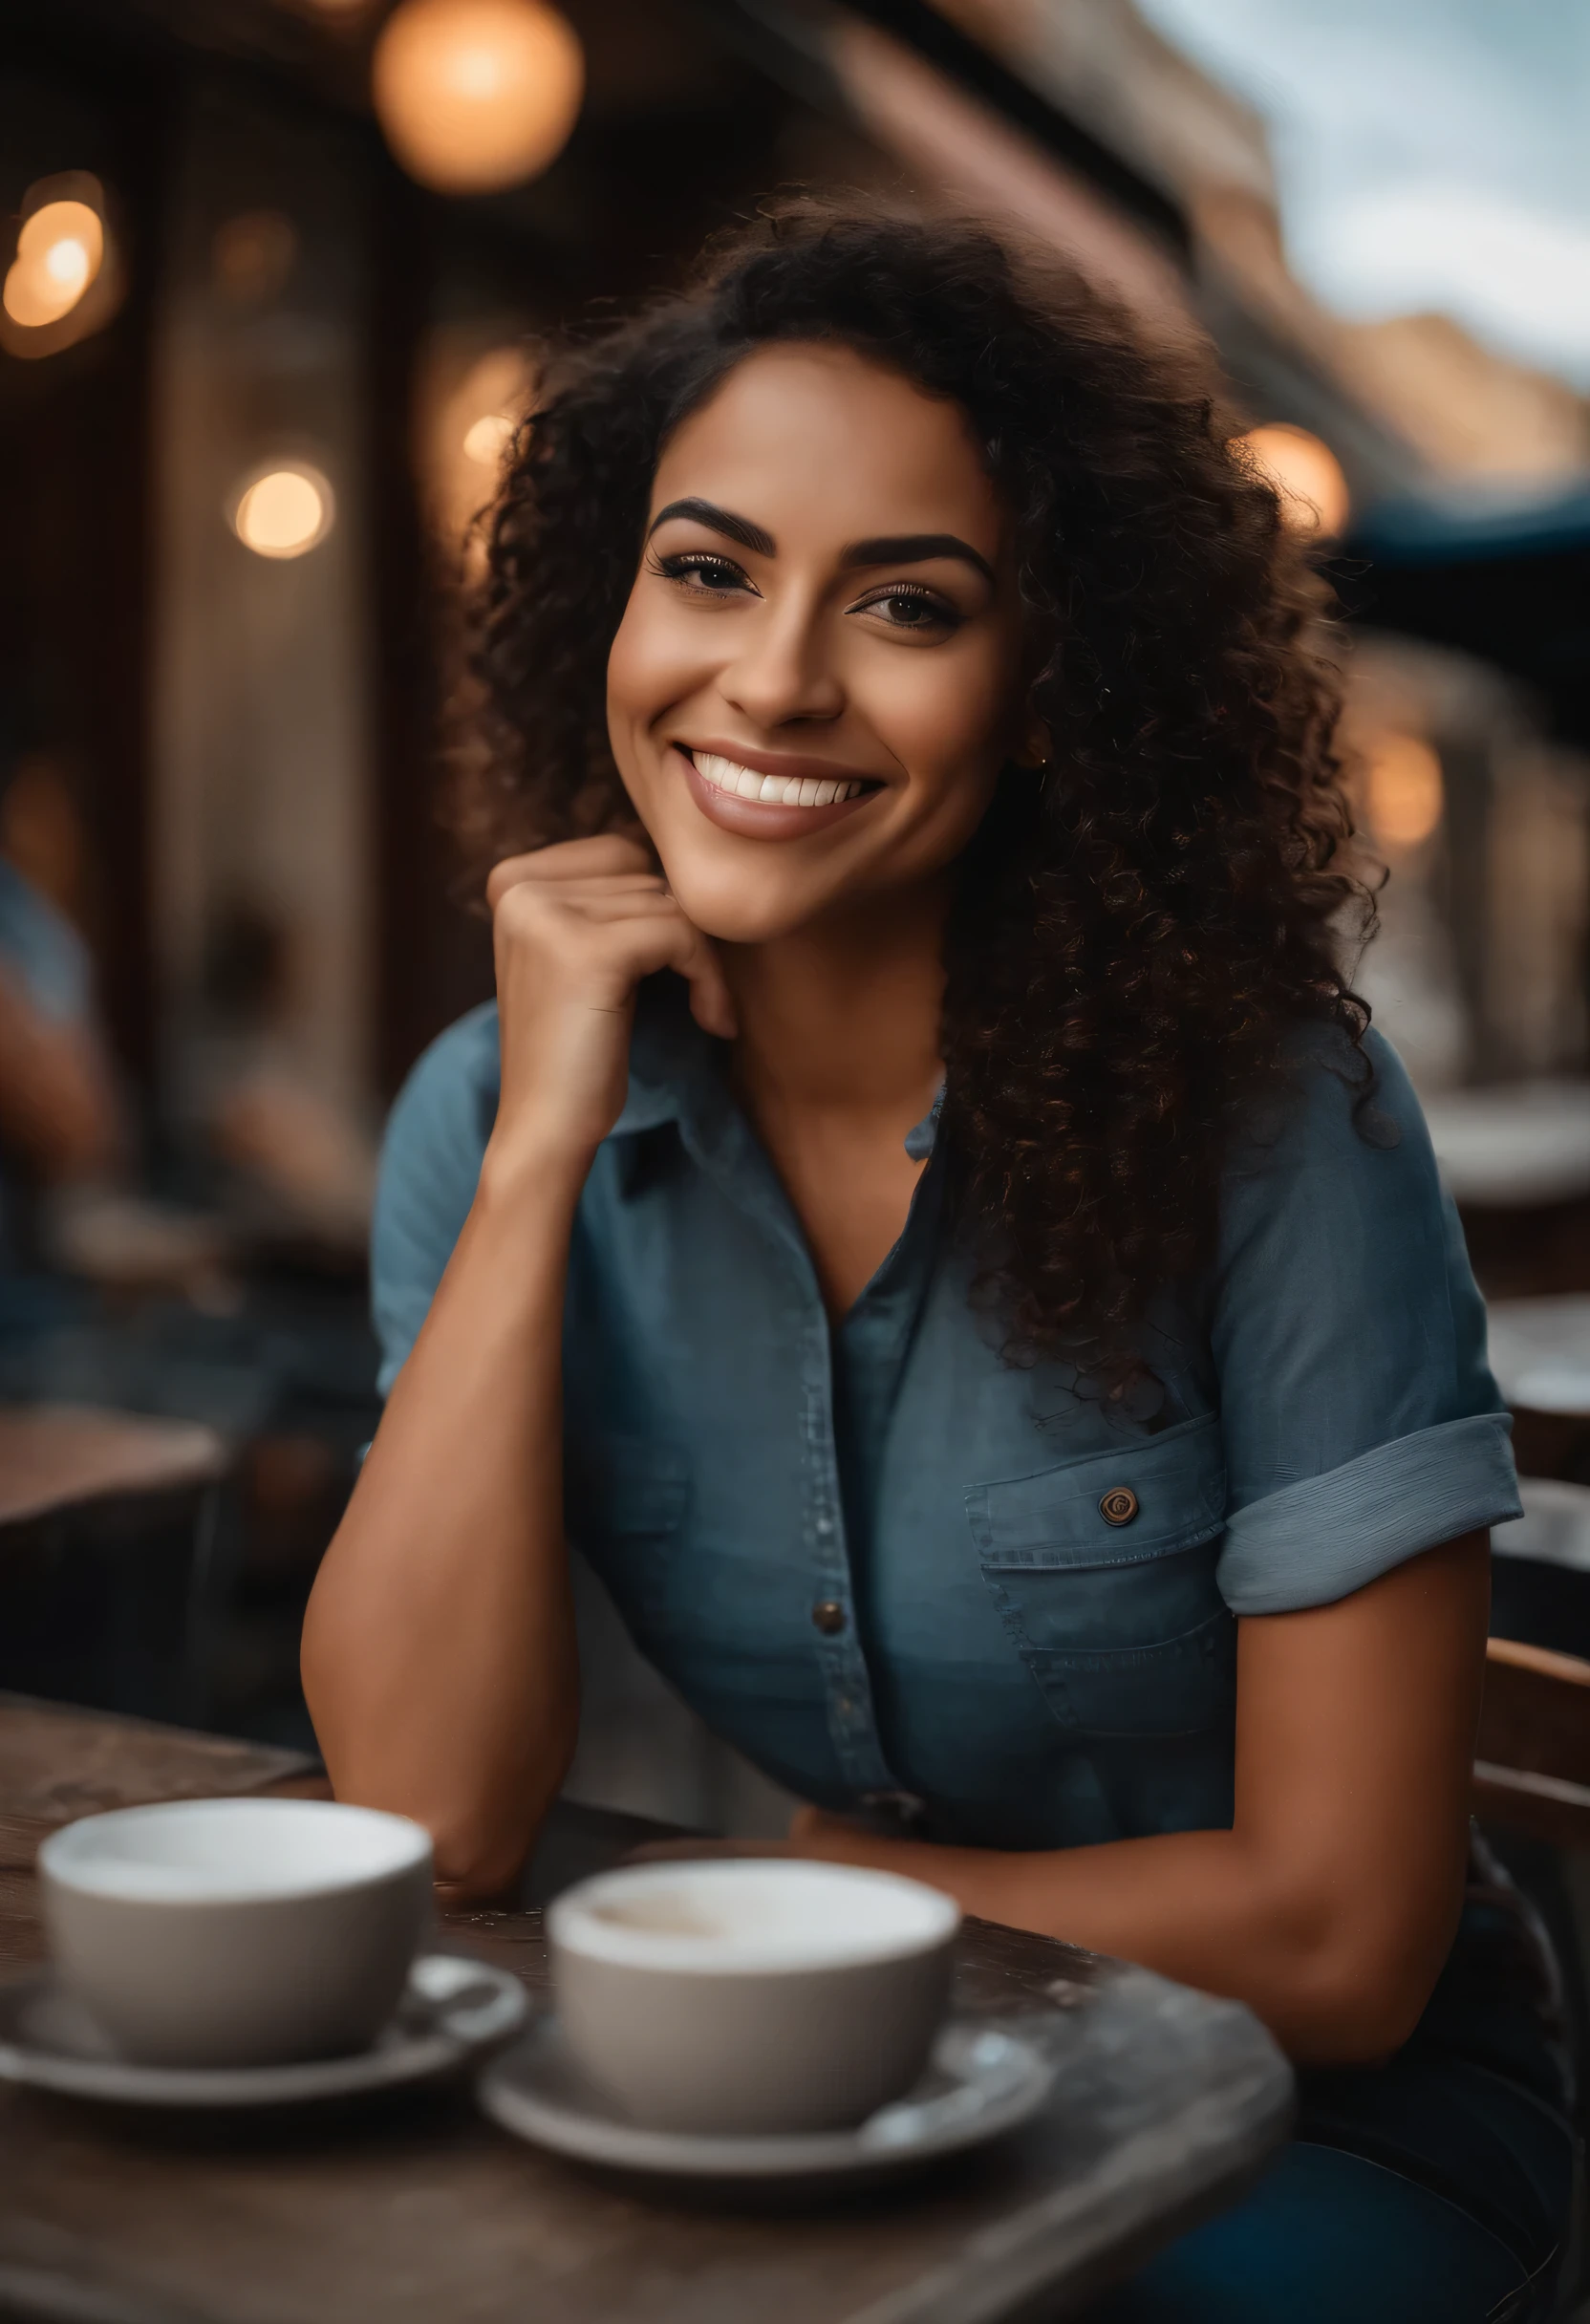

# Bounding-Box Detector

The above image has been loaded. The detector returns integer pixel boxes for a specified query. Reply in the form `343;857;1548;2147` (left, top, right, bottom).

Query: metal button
1099;1487;1139;1527
811;1599;847;1635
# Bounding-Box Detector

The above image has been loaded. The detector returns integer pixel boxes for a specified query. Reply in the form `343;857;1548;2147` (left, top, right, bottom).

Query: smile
691;752;870;807
673;745;883;840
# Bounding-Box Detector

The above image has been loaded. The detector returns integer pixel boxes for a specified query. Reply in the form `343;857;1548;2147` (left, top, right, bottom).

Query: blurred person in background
0;713;122;1347
304;208;1570;2322
190;897;376;1255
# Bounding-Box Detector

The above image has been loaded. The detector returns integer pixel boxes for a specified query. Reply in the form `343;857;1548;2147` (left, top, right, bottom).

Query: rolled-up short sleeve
370;1003;500;1396
1213;1027;1519;1616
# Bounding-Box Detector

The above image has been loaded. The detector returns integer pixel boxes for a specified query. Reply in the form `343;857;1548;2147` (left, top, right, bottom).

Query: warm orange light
1364;732;1444;850
3;200;104;329
231;465;334;559
462;409;516;465
1236;423;1351;540
373;0;584;196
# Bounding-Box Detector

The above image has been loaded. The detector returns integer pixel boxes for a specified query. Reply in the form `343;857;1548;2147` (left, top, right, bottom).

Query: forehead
651;341;1005;553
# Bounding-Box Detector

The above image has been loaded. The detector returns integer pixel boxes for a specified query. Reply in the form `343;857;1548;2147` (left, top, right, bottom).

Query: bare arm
0;965;119;1181
784;1534;1490;2063
300;836;733;1898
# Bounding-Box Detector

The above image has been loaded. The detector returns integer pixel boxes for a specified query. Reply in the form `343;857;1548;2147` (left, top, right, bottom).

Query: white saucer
478;2016;1056;2186
0;1952;528;2108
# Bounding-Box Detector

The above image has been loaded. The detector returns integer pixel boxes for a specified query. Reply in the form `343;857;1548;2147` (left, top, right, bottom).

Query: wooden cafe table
0;1696;1292;2324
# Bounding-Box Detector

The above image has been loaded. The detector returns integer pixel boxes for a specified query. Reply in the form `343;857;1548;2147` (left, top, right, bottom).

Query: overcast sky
1137;0;1590;387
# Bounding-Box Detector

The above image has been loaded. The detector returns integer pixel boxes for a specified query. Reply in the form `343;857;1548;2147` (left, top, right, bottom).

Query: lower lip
676;749;879;840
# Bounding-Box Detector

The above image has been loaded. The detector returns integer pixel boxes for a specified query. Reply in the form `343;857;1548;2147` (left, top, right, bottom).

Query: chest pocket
966;1414;1234;1739
564;1435;690;1622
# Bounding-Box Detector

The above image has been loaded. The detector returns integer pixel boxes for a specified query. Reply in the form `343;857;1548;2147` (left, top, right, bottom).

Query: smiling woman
302;205;1572;2321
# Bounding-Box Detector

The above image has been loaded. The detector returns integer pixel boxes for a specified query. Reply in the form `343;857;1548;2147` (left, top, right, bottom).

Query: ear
1011;707;1051;771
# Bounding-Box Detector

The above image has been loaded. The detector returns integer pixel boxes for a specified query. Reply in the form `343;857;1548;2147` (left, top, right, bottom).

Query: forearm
789;1817;1458;2064
302;1147;585;1895
0;976;118;1179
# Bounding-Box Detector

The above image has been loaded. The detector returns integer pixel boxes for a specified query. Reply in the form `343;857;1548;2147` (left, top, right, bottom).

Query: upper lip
673;740;887;787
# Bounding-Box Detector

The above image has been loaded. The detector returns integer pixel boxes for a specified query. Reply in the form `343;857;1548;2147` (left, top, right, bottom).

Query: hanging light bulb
372;0;584;197
1364;732;1444;850
1235;424;1351;540
230;463;335;560
3;199;105;329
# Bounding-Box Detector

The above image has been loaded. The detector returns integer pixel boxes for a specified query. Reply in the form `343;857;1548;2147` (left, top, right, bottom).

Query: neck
721;880;950;1123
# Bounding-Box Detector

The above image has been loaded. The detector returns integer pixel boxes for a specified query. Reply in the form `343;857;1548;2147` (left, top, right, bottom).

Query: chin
656;857;833;947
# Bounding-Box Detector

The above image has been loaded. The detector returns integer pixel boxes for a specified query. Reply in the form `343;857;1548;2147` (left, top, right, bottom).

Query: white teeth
689;752;866;808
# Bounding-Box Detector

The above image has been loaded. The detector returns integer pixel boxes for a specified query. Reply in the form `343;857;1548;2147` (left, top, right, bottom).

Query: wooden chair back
1475;1635;1590;1846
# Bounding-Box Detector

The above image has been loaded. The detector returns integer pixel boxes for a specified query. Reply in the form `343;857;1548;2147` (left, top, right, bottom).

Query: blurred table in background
1426;1081;1590;1300
0;1697;1293;2324
0;1405;226;1530
1485;1296;1590;1658
0;1408;230;1730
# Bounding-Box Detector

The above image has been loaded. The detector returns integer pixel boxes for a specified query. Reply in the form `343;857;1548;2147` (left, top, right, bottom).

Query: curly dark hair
457;200;1369;1373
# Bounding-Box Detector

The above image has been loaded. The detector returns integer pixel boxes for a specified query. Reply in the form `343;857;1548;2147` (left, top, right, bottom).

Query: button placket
677;1075;902;1799
802;1360;895;1792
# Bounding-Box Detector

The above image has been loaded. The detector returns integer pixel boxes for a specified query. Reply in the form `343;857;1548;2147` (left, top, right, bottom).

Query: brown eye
881;592;941;627
655;551;753;595
856;584;960;635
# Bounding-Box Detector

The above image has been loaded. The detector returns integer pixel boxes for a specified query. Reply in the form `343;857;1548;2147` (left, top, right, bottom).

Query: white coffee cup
548;1858;960;2135
39;1797;434;2069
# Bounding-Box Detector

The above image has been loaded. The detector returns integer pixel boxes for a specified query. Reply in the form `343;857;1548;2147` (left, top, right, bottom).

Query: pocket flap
967;1413;1226;1570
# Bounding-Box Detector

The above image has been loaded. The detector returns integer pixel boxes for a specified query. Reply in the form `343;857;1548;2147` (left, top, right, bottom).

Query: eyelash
653;550;747;592
652;551;962;634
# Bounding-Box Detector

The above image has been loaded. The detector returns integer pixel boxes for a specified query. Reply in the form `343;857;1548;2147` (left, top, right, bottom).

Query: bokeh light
3;199;104;329
372;0;584;196
1236;423;1351;540
462;409;516;465
1364;732;1444;850
230;465;335;559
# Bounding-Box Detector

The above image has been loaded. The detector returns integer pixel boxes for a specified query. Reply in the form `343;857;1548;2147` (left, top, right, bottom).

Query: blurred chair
1493;1481;1590;1665
1472;1639;1590;2323
0;1403;230;1725
1478;1636;1590;1848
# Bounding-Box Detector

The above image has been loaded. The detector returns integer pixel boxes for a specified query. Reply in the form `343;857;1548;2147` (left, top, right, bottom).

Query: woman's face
606;341;1027;944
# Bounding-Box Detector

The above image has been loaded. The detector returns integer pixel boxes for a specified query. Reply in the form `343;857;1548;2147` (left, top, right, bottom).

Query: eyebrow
647;498;775;557
841;533;997;588
647;500;998;590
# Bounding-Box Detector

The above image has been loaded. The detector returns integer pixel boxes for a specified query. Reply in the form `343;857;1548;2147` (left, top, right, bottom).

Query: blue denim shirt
373;982;1518;1851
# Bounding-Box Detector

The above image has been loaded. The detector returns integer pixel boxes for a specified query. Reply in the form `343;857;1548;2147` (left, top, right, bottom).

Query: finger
493;877;668;920
486;834;652;907
555;893;681;923
526;835;655;882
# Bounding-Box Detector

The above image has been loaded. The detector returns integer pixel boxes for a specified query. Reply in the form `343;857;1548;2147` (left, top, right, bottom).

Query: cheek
607;592;715;739
604;596;655;733
866;637;1016;789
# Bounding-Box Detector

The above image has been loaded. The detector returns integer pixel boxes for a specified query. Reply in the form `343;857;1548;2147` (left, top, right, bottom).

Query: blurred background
0;0;1587;1837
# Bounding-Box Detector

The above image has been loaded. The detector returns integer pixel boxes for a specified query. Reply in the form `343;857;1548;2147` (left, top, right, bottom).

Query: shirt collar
610;976;716;1139
610;976;947;1161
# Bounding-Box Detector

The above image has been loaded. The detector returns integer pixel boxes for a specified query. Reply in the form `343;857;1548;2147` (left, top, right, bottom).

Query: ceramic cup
548;1858;961;2135
38;1797;434;2069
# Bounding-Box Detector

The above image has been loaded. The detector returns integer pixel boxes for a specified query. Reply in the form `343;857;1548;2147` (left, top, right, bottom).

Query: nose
718;594;844;730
